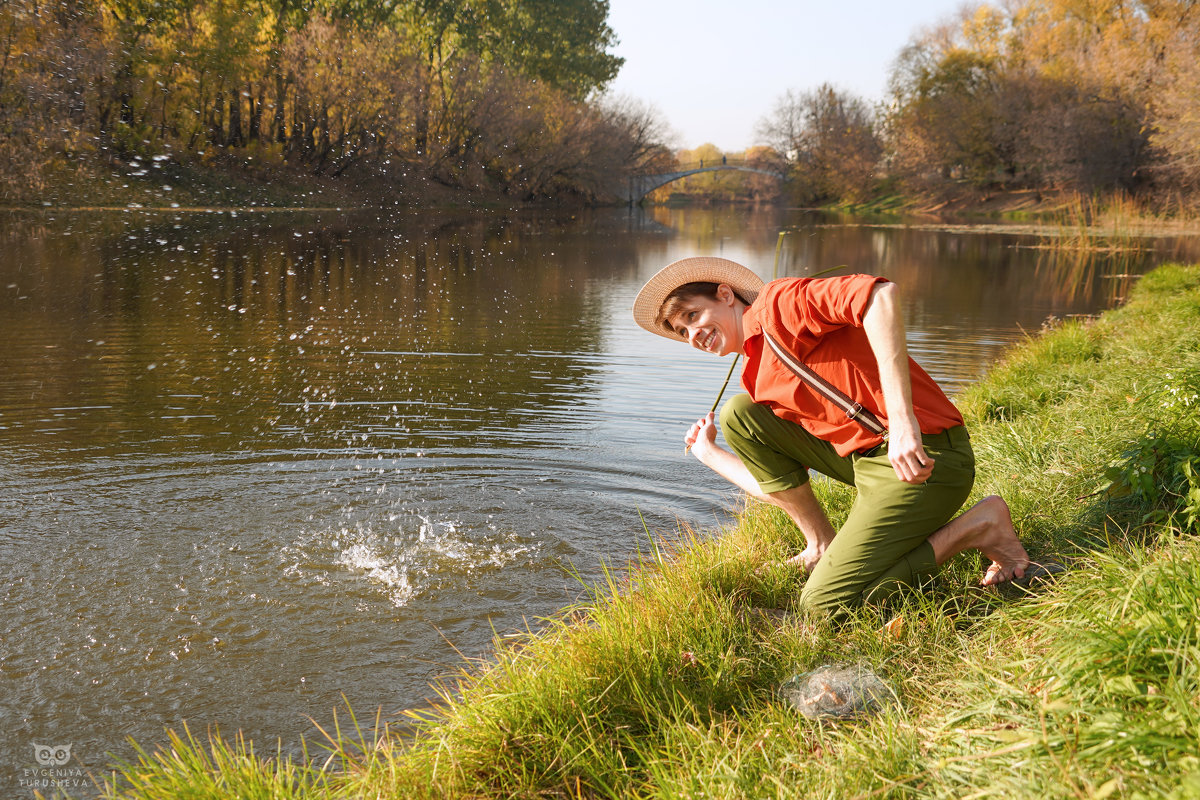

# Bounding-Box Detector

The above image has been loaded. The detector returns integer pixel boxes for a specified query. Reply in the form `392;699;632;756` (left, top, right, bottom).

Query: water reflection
2;212;632;455
1;206;1198;794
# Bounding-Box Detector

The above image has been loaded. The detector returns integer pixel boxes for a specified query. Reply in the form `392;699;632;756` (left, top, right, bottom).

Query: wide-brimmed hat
632;256;765;341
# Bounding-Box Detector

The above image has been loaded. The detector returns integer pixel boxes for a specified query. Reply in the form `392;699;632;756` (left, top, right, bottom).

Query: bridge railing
618;159;787;203
670;158;783;171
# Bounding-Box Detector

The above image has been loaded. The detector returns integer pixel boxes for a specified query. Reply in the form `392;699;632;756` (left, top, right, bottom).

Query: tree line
0;0;672;202
756;0;1200;208
9;0;1197;209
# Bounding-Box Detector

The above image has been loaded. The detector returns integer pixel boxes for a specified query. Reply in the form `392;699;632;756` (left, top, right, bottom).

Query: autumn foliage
0;0;669;203
757;0;1200;208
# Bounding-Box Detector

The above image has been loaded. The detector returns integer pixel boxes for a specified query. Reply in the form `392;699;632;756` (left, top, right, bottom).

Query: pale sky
605;0;973;152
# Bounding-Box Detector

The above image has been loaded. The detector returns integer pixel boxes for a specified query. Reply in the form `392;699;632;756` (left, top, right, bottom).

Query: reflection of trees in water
1031;247;1128;308
647;205;789;253
0;212;640;456
721;221;1200;392
769;223;1190;313
1029;237;1200;307
5;209;1194;456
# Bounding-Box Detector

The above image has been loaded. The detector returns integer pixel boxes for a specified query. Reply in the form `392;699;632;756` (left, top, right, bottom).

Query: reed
99;263;1200;799
1037;190;1200;254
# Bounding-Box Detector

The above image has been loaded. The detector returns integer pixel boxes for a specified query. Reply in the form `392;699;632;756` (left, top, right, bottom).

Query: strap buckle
846;402;865;420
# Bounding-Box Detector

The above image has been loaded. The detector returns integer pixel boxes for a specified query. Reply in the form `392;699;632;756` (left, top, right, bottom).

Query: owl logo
33;743;72;767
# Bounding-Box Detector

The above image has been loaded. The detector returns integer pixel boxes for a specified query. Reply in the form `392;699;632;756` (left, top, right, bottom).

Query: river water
1;204;1196;793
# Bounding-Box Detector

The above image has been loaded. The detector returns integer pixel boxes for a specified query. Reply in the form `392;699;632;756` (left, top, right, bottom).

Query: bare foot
930;495;1030;586
968;496;1030;586
785;544;824;573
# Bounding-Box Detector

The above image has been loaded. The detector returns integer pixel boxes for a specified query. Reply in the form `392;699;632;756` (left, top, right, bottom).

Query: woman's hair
655;282;751;336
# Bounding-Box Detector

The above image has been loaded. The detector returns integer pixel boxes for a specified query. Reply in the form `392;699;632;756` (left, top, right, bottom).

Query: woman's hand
681;411;767;498
887;427;934;484
685;411;719;459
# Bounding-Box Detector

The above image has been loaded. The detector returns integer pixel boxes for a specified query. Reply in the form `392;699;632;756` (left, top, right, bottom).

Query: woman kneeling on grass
633;256;1031;617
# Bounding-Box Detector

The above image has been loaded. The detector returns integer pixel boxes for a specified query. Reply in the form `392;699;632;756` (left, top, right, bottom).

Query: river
1;204;1196;794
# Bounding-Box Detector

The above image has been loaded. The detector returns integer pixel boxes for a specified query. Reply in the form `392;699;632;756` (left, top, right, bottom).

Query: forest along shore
98;263;1200;798
13;3;1200;215
0;0;672;209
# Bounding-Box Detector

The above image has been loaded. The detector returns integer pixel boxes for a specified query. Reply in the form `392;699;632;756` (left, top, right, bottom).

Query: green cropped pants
719;393;975;615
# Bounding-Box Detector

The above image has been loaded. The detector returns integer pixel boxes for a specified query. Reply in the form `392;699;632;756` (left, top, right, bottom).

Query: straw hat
632;256;765;341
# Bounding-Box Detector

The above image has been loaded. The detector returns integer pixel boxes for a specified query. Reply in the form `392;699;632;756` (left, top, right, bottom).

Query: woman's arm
861;282;934;485
685;412;768;498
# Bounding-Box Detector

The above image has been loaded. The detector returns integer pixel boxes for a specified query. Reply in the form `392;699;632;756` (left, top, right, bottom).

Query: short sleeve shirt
740;275;964;456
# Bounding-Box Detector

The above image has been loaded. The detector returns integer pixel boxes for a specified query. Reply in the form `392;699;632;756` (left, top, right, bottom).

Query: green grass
97;264;1200;799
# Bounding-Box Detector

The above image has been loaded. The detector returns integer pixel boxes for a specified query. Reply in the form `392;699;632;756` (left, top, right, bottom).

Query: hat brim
632;256;765;342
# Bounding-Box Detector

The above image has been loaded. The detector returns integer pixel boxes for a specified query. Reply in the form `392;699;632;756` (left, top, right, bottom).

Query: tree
882;0;1186;197
886;45;1013;188
98;0;186;138
756;84;882;203
485;0;623;100
593;94;676;173
0;0;651;204
0;0;111;194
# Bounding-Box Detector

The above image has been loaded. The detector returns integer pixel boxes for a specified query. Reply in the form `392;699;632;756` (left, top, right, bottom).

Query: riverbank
19;157;1200;239
835;187;1200;236
4;153;561;213
94;262;1200;798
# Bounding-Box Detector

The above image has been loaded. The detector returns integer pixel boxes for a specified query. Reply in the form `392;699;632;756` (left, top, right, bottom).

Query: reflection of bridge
620;159;786;205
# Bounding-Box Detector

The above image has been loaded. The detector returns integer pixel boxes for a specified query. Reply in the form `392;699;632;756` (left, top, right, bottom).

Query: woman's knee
718;392;754;424
797;574;861;619
719;392;769;439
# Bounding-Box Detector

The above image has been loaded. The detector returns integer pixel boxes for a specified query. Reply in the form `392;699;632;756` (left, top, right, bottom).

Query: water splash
289;514;537;608
337;541;417;607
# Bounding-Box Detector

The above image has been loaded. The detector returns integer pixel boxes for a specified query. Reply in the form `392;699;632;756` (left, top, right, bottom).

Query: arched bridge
620;159;786;205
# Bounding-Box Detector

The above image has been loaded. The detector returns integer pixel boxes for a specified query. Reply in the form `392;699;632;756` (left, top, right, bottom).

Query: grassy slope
103;265;1200;799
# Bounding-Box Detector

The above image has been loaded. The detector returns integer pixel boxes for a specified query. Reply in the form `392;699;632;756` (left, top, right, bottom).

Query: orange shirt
741;275;964;457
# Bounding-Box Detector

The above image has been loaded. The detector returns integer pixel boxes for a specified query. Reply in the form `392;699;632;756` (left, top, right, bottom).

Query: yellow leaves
881;614;906;640
960;4;1012;60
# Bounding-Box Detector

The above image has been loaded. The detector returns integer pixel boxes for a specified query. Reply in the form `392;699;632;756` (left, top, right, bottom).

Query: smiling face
662;283;747;357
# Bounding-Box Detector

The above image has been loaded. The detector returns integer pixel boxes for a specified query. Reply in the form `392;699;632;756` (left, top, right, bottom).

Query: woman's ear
716;283;735;304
